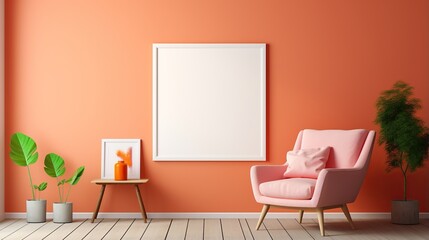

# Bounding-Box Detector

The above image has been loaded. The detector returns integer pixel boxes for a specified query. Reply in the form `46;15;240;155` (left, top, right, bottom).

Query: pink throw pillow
283;147;331;179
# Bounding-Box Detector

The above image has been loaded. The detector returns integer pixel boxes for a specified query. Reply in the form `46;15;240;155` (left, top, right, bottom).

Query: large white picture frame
153;43;266;161
101;139;141;179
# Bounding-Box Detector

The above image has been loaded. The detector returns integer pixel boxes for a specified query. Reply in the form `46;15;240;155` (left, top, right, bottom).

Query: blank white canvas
153;44;266;161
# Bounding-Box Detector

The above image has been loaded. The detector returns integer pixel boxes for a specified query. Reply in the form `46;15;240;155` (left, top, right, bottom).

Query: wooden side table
90;179;149;223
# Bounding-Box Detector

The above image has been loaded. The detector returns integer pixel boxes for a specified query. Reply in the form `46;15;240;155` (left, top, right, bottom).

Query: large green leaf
67;166;85;185
44;153;66;178
9;132;39;166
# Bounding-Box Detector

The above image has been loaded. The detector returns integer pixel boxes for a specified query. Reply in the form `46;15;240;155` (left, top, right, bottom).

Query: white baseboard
5;212;429;220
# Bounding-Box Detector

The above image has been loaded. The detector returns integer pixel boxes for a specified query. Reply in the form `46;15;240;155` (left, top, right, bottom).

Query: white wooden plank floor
0;218;428;239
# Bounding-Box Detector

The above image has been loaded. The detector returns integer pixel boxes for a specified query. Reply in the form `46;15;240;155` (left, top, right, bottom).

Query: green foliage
9;133;38;167
57;179;66;186
34;182;48;191
44;153;85;202
9;132;44;200
44;153;66;178
33;182;48;200
375;81;429;200
67;167;85;186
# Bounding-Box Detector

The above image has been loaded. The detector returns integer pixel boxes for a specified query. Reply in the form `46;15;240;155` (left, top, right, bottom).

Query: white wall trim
5;212;429;220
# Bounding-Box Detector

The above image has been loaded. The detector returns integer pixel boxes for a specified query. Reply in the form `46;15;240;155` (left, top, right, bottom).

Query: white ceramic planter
391;200;419;225
53;202;73;223
26;200;46;223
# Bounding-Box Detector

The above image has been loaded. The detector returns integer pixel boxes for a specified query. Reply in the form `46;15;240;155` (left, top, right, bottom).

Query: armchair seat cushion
259;178;317;200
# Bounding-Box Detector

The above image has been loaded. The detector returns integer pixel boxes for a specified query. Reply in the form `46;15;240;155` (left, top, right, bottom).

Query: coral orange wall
5;0;429;213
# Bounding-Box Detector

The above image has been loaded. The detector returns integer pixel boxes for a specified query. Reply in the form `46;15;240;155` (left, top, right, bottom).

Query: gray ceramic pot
53;202;73;223
26;199;46;223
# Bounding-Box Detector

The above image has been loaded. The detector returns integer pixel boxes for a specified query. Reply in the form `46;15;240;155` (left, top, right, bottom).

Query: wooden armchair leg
316;208;325;236
341;204;355;229
256;204;270;230
298;210;304;223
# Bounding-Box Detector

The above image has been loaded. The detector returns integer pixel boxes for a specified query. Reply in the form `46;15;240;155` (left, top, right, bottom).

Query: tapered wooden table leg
92;184;106;223
134;184;148;223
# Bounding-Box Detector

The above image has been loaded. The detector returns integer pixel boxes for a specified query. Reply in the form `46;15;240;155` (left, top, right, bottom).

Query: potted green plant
375;81;429;224
9;132;48;223
44;153;85;223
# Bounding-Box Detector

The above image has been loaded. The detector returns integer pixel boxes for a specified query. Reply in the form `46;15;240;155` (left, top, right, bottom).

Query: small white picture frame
101;139;141;179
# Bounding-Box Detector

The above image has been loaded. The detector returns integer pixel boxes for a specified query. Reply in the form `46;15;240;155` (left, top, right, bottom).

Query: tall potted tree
375;81;429;224
44;153;85;223
9;132;48;223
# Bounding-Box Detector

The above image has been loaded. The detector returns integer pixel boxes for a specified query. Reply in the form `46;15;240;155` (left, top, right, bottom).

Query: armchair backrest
292;129;369;168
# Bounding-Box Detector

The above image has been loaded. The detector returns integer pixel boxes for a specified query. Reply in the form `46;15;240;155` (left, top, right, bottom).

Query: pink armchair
250;129;375;236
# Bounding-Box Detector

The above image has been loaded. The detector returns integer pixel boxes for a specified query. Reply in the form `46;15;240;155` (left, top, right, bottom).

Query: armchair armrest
313;168;367;207
250;165;287;200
